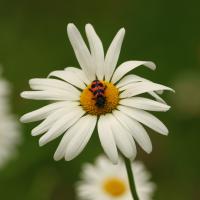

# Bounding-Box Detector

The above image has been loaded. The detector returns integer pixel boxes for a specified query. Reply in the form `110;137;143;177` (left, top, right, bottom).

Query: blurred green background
0;0;200;199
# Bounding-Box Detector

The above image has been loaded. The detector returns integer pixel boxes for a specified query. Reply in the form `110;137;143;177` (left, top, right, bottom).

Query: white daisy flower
76;155;156;200
0;69;21;168
0;68;10;113
20;23;174;164
0;115;21;168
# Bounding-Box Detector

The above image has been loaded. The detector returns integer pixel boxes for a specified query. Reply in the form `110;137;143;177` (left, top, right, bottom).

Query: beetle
89;80;107;108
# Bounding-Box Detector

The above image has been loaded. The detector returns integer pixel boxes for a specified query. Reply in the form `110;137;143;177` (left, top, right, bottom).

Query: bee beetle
89;80;107;108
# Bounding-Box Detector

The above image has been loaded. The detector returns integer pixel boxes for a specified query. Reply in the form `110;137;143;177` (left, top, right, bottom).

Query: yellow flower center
103;177;127;197
80;81;119;115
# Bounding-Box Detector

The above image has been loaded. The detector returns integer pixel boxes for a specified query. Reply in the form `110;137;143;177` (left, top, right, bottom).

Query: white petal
95;155;116;172
48;70;86;89
39;106;85;146
116;74;148;89
64;67;90;85
112;61;156;83
149;91;166;104
53;115;93;161
53;126;78;161
117;75;169;103
29;78;80;96
118;105;169;135
20;101;78;123
156;90;164;95
97;115;118;164
65;115;97;161
85;24;105;80
31;108;68;136
120;97;170;112
67;23;95;81
112;110;152;153
120;81;174;98
81;163;102;181
21;90;78;101
105;28;125;81
108;114;137;159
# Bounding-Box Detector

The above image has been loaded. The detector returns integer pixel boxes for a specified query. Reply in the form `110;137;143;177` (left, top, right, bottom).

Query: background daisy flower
76;155;156;200
0;69;21;168
20;23;174;163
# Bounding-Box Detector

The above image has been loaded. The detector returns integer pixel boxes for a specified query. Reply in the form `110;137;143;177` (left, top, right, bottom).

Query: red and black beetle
89;80;107;108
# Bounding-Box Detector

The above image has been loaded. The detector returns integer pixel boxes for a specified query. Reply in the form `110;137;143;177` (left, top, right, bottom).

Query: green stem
123;156;139;200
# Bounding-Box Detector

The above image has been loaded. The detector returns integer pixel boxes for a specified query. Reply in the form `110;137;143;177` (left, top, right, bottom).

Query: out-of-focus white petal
85;24;105;80
112;110;152;153
120;81;174;98
0;115;21;168
67;23;95;81
48;70;86;89
112;61;156;84
118;105;169;135
133;161;156;200
105;28;125;81
20;101;79;123
97;115;118;164
80;163;102;181
39;106;85;146
65;115;97;161
108;114;137;160
0;70;21;168
120;97;170;112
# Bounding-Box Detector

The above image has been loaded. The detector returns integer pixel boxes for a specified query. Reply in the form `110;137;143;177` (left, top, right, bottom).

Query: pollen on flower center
103;177;127;197
80;81;119;115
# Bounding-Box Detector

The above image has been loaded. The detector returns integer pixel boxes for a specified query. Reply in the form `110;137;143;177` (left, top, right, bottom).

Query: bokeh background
0;0;200;199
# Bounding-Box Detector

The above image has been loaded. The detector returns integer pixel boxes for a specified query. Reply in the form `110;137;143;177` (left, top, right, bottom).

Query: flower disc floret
80;81;119;115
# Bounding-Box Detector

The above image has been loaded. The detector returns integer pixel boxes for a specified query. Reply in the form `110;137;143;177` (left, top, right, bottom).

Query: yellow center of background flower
80;81;119;115
103;177;127;197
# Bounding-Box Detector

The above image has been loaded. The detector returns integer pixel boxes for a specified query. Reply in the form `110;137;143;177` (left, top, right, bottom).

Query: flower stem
123;156;139;200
